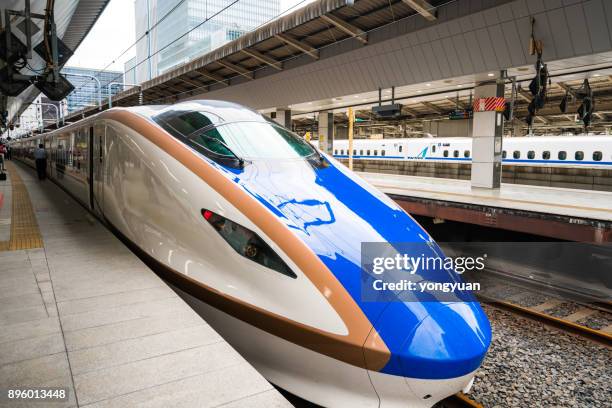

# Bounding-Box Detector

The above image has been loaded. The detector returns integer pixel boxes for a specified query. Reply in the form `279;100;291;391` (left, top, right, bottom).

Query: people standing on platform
34;144;48;180
0;144;6;171
5;145;11;160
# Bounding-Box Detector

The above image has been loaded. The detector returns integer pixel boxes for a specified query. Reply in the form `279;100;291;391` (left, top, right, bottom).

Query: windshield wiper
197;134;245;167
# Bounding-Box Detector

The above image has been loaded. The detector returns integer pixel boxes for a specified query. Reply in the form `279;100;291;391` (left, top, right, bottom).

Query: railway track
472;271;612;345
479;295;612;345
281;386;484;408
437;393;483;408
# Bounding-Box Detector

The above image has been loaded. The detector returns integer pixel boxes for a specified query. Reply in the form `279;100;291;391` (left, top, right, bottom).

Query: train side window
353;149;356;155
593;151;602;161
453;150;459;158
381;150;386;156
367;150;370;155
464;150;470;158
359;149;363;155
513;150;520;159
502;150;507;158
558;151;567;160
374;150;378;156
443;150;449;157
334;149;338;155
527;151;535;159
432;145;436;153
575;151;584;161
542;151;550;160
399;146;403;153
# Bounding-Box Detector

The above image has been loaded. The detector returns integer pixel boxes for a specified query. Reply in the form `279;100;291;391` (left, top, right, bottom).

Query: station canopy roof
92;0;448;111
4;0;110;123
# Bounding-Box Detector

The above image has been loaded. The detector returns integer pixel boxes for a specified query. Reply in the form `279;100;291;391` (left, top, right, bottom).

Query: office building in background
130;0;280;83
124;56;138;85
62;67;124;113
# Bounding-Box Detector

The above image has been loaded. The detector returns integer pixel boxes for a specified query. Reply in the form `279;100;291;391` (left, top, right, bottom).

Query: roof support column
318;111;334;154
470;72;505;189
271;108;292;128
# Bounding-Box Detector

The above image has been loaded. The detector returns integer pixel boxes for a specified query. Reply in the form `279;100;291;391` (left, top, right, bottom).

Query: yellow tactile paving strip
0;162;44;251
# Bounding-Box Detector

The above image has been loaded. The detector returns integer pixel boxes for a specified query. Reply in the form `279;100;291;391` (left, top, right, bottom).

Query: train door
92;122;105;216
428;142;437;159
44;136;52;175
396;142;405;158
88;127;94;210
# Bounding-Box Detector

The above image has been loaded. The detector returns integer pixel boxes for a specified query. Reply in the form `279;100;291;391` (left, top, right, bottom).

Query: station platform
360;172;612;242
0;161;290;407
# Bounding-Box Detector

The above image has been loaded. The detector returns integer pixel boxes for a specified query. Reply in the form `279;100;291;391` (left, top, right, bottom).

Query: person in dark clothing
5;145;11;160
34;144;47;180
0;144;5;171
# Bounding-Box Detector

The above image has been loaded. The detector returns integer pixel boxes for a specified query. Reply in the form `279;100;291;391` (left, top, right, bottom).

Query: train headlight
201;209;297;278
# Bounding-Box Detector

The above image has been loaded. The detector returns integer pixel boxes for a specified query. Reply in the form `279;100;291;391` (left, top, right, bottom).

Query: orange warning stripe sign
473;97;505;112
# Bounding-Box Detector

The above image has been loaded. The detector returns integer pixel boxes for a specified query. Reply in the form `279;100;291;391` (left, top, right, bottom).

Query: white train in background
326;135;612;167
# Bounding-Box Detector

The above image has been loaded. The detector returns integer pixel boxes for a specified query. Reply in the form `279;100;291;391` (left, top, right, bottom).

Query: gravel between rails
578;311;612;331
468;305;611;408
506;292;551;308
547;302;582;318
481;284;524;301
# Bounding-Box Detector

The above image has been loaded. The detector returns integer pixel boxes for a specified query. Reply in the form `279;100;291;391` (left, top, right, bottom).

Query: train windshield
192;122;316;160
154;110;223;137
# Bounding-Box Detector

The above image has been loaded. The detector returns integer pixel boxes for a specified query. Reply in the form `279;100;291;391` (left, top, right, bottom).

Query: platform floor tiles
0;162;290;408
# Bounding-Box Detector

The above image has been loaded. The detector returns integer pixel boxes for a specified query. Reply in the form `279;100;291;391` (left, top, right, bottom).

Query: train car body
12;101;491;408
330;135;612;168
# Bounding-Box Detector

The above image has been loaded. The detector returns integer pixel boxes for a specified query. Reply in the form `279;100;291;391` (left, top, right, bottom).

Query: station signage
473;97;506;112
449;110;473;120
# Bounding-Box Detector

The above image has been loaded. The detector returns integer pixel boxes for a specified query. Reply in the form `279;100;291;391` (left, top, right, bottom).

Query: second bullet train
11;101;491;408
329;135;612;167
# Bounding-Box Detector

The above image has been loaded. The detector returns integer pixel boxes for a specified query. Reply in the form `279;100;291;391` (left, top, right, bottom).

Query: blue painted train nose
372;302;492;379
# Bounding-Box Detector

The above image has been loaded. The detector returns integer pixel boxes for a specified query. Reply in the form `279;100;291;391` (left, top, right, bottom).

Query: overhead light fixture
426;83;431;86
417;90;422;93
487;73;495;77
457;84;463;88
593;74;601;77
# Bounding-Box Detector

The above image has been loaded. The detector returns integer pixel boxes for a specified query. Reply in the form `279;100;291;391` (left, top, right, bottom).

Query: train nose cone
398;302;491;379
364;302;491;405
366;301;491;381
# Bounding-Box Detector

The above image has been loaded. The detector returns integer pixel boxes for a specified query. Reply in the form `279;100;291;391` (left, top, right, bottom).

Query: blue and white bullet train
329;135;612;167
12;101;491;407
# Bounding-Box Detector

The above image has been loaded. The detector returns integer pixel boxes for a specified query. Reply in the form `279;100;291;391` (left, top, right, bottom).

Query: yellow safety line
0;162;44;251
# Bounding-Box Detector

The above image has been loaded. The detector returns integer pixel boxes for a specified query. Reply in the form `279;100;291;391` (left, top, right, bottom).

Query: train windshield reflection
199;122;316;160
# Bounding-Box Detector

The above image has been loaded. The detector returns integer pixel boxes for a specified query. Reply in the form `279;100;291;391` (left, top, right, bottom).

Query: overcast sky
67;0;313;73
